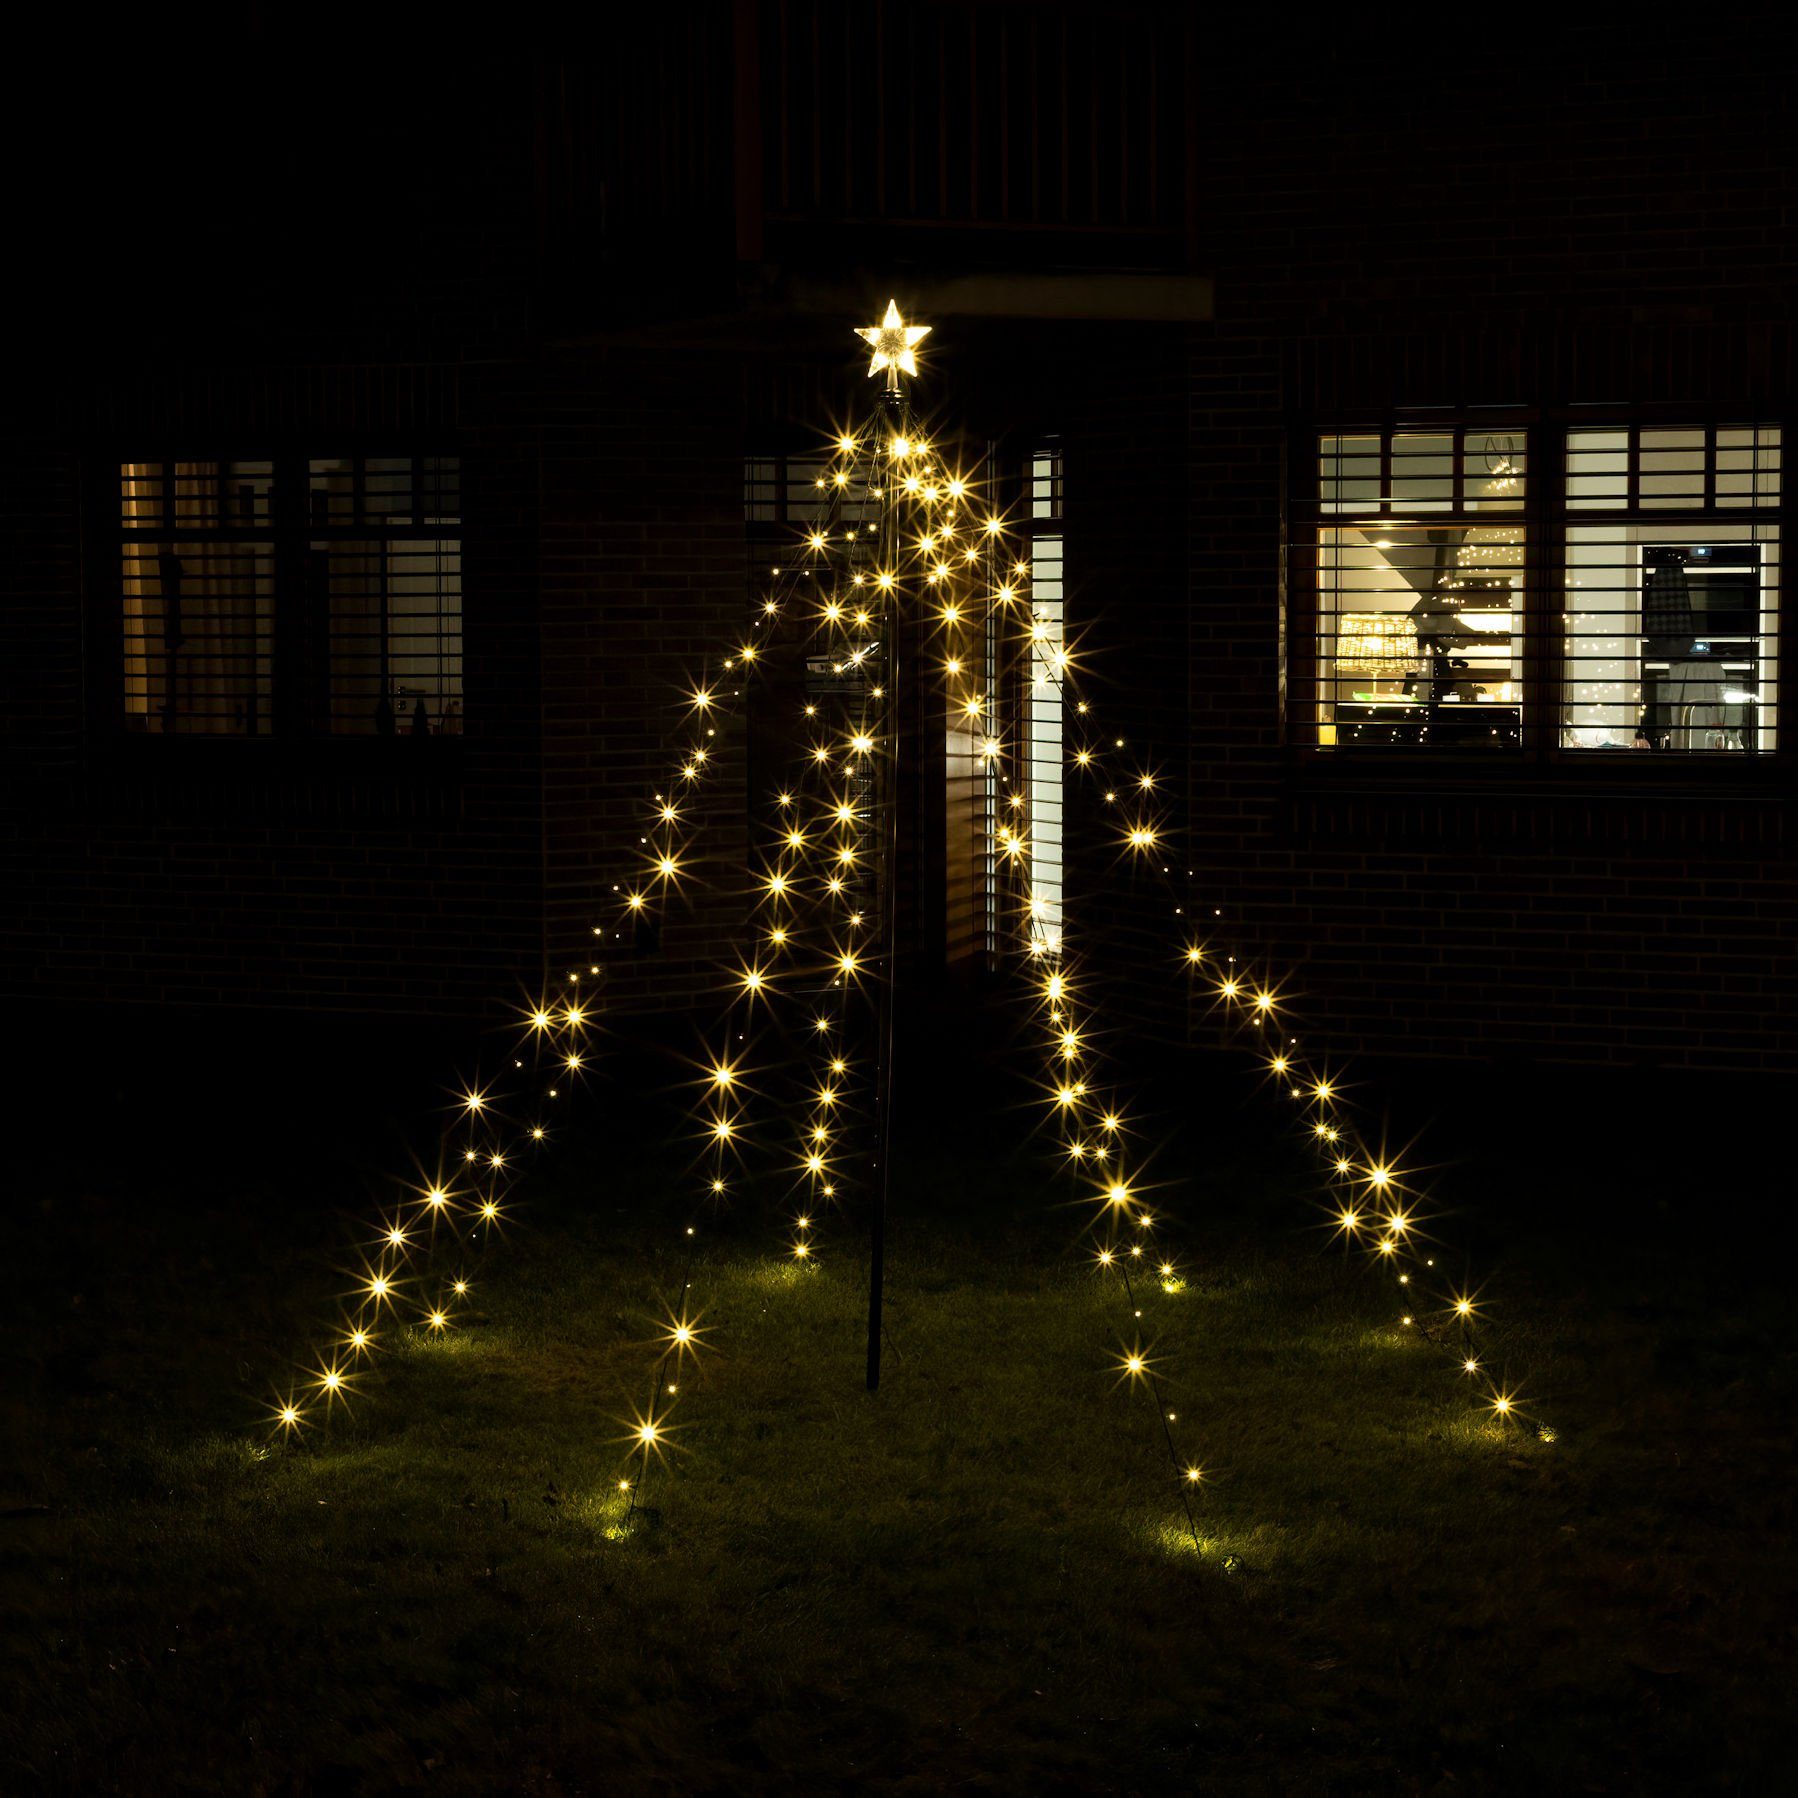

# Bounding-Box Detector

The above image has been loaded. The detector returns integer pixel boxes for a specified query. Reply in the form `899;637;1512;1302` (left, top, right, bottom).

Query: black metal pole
866;385;909;1393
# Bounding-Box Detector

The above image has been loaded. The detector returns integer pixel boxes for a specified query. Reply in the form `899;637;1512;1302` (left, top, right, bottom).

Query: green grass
3;1125;1793;1794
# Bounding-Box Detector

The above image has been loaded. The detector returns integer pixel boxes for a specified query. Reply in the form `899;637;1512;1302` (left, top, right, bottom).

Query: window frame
1559;423;1782;756
1021;438;1066;954
90;444;465;760
1300;414;1539;756
1288;406;1794;785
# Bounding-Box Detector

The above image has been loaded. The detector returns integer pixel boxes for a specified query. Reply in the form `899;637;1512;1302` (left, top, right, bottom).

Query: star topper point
856;299;931;391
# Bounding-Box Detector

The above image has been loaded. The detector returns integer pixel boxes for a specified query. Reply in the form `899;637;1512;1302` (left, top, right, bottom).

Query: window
118;456;462;737
121;461;276;735
309;457;463;736
1024;446;1065;949
1301;419;1783;758
1563;426;1780;752
1309;428;1526;749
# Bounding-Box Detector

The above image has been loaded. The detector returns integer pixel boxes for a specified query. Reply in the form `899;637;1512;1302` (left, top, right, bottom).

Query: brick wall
0;366;542;1021
5;26;1796;1073
1153;26;1798;1070
0;348;761;1032
537;350;754;1015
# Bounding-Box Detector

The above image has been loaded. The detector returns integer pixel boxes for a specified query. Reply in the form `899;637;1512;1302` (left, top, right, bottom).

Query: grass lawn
3;1032;1793;1793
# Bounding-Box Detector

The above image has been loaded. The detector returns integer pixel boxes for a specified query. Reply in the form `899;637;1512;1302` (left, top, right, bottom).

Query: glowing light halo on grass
1052;716;1538;1436
267;301;1542;1513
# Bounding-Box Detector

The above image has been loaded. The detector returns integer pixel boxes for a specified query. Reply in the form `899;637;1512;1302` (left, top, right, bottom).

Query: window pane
1026;512;1064;951
173;460;273;530
120;461;276;735
311;456;465;735
419;456;461;521
322;537;463;735
1716;426;1782;508
1563;425;1780;752
1310;424;1527;750
1317;523;1522;748
1464;433;1526;510
1390;432;1454;510
744;457;779;522
1563;525;1779;752
309;456;463;529
120;538;276;734
120;459;273;532
122;455;463;740
362;457;416;520
1638;428;1706;509
1319;435;1381;513
1567;429;1629;508
785;457;831;514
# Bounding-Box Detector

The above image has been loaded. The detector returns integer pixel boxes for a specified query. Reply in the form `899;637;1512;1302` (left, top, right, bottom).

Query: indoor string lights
266;303;1544;1531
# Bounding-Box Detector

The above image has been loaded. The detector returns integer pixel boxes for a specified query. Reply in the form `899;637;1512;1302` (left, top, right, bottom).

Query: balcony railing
533;0;1199;317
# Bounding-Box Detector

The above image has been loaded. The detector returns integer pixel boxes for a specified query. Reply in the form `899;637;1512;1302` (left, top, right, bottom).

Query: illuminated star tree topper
856;298;931;392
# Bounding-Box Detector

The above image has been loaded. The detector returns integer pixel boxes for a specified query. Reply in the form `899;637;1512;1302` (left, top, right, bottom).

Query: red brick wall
1143;31;1798;1070
0;367;541;1020
537;351;753;1015
4;27;1795;1072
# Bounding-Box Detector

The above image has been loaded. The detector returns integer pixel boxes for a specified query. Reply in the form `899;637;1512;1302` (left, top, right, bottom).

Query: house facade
4;9;1794;1071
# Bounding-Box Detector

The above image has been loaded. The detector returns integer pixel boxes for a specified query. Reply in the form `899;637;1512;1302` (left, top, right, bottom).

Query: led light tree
268;305;1537;1536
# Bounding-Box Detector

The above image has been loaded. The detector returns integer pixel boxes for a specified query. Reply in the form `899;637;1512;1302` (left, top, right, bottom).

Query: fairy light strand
1057;692;1543;1439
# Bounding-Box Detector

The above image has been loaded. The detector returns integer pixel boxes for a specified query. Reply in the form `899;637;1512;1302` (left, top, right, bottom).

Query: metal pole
866;384;908;1392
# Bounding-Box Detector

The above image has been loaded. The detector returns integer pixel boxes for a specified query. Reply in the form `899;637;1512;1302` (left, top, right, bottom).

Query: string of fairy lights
619;367;969;1489
263;359;921;1478
264;1002;593;1435
267;302;1544;1532
999;574;1548;1466
1021;729;1547;1454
